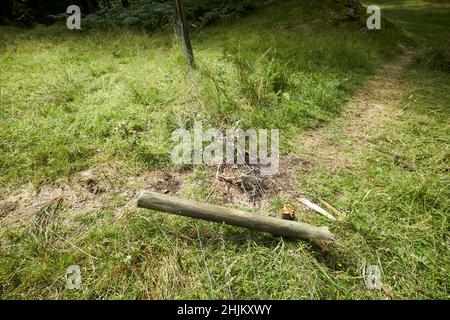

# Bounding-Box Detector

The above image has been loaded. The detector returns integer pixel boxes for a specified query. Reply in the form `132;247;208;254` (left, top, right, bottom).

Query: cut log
137;191;335;242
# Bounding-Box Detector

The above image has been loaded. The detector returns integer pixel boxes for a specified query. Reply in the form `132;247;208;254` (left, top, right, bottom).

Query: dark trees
0;0;13;19
80;0;99;14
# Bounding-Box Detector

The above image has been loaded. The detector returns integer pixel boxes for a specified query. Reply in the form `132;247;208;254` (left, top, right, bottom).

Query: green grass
369;0;450;45
370;0;450;72
1;0;449;299
296;67;450;298
0;0;402;187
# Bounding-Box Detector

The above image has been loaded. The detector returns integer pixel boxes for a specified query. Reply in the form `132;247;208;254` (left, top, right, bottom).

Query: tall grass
0;0;402;186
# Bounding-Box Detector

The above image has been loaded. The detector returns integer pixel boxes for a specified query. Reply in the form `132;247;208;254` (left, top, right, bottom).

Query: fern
84;0;256;31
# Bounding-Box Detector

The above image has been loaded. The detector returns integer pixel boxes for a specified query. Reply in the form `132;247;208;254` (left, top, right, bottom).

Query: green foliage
84;0;256;31
414;45;450;73
0;0;402;186
4;0;76;25
3;0;251;28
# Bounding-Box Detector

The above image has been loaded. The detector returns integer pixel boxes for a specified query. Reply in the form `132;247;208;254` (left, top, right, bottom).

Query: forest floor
0;0;448;299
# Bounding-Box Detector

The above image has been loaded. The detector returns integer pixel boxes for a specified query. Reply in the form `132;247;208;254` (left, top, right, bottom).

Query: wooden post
137;191;336;241
174;0;196;69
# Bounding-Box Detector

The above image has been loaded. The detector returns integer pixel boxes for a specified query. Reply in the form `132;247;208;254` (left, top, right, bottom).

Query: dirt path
291;50;414;174
0;50;414;233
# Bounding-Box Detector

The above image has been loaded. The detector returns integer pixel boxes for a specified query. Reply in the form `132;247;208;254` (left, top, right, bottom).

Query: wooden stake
174;0;195;69
137;191;336;241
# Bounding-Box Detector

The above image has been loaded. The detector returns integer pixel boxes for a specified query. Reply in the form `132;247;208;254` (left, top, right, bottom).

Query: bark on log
137;191;335;241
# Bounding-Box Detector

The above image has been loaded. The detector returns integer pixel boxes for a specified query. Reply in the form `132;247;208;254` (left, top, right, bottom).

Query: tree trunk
174;0;196;70
121;0;129;8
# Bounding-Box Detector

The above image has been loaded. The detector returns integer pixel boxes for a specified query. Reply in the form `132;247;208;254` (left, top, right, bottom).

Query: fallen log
137;191;335;242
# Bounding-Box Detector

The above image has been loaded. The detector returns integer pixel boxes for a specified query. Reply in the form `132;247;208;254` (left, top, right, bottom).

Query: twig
299;198;336;221
319;199;346;217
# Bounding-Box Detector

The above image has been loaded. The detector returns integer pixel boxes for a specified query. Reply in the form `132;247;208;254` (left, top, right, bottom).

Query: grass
370;0;450;45
370;0;450;71
0;0;402;187
296;67;450;298
0;0;449;299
